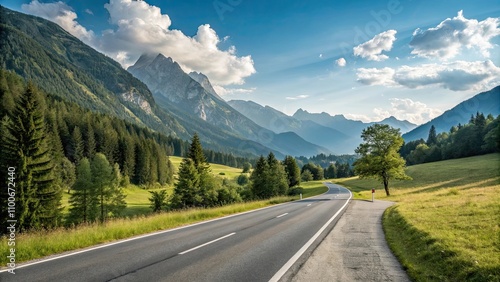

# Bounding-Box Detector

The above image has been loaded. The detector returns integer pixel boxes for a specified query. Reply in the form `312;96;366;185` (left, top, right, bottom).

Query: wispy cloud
286;94;310;100
213;85;256;96
84;9;93;15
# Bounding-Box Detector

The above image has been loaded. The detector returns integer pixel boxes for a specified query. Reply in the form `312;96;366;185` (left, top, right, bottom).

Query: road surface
1;183;351;282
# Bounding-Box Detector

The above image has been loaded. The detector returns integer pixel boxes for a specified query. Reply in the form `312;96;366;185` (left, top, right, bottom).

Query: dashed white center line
307;204;312;207
179;233;236;255
276;213;288;218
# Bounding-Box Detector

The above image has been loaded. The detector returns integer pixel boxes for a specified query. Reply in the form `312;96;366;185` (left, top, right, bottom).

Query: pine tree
250;156;271;199
91;153;113;223
2;83;61;230
68;158;97;224
187;133;210;174
267;153;288;195
426;125;438;146
69;126;84;164
283;156;301;188
172;158;200;209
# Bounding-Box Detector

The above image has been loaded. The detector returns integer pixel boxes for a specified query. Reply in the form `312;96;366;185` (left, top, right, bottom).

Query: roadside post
371;189;375;202
300;193;302;200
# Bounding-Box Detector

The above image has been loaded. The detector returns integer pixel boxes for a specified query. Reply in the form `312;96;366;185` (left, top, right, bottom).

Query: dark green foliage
426;125;438;146
172;158;200;209
237;174;249;186
324;164;337;179
216;183;242;205
354;124;411;196
171;135;219;209
149;190;169;212
250;153;288;199
283;156;301;188
400;113;500;165
91;153;126;223
68;158;96;224
250;156;271;199
242;162;252;173
188;133;210;174
1;82;61;231
301;163;324;180
301;169;313;182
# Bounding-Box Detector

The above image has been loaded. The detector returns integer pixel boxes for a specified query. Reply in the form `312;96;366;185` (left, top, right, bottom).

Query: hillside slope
403;86;500;141
0;5;186;138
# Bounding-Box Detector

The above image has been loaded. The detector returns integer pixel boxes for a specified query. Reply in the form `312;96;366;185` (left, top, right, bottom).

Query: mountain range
1;5;498;158
229;100;417;154
402;86;500;141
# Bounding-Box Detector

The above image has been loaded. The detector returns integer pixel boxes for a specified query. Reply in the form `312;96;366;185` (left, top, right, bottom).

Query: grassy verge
0;180;327;265
333;153;500;281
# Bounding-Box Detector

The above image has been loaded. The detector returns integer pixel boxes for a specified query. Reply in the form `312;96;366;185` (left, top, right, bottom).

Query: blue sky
2;0;500;124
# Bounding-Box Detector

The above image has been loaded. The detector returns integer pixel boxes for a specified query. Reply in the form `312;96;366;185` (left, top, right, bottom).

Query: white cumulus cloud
22;0;95;46
353;30;397;61
356;60;500;91
22;0;256;87
410;11;500;59
373;98;442;125
335;57;346;67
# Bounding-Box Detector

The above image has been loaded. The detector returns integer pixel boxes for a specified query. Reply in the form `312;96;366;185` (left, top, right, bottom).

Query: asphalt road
1;183;351;282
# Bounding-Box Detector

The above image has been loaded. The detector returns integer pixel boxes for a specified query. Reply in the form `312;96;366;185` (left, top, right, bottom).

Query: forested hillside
400;113;500;165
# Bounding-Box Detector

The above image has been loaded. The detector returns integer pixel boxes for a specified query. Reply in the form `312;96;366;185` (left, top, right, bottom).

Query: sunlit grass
334;153;500;281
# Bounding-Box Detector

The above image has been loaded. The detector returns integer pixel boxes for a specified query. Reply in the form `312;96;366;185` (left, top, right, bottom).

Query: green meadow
334;153;500;281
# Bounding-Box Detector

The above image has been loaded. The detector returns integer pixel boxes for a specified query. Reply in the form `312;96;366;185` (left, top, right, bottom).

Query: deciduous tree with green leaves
354;124;411;196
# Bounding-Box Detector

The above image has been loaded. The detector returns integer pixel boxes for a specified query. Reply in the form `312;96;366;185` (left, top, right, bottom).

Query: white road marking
269;186;352;282
307;204;312;207
276;213;289;218
178;233;236;255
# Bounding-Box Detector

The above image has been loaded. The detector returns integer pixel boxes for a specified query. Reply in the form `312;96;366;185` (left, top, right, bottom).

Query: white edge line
269;186;352;282
178;232;235;255
0;186;332;273
276;213;288;218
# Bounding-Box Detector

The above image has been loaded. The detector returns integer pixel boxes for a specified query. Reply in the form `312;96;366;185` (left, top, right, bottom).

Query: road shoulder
291;200;410;282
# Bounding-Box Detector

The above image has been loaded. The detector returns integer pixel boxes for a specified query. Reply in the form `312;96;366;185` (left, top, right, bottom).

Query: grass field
333;153;500;281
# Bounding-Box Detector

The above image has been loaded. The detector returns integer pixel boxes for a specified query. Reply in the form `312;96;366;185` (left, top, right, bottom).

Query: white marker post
371;189;375;202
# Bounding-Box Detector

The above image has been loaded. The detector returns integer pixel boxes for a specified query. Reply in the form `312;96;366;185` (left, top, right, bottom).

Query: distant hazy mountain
228;100;353;154
403;86;500;141
292;109;416;153
128;54;330;157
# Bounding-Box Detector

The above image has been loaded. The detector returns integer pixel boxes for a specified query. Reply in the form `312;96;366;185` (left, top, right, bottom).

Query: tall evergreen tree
68;158;97;224
250;156;270;199
172;158;200;208
69;126;84;164
426;125;438;146
267;153;288;195
283;156;301;188
1;83;61;230
187;133;210;174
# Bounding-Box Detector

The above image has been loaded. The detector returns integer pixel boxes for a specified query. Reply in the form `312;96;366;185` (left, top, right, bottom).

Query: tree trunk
383;172;390;196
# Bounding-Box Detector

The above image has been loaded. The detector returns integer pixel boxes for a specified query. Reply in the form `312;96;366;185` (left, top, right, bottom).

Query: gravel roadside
290;200;410;282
